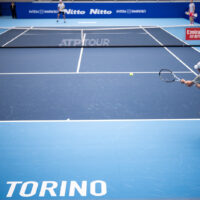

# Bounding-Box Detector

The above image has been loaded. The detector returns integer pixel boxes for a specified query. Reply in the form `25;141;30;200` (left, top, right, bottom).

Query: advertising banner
15;2;193;19
186;28;200;40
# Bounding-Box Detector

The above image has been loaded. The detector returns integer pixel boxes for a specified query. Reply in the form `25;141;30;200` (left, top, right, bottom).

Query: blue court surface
0;17;200;200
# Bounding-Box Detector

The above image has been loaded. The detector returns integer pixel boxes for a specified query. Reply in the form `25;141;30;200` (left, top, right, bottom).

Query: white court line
76;32;86;73
159;26;200;54
140;26;198;76
0;28;10;35
0;26;17;37
24;33;82;36
0;71;192;75
78;21;97;24
85;33;129;35
0;118;200;123
2;27;32;47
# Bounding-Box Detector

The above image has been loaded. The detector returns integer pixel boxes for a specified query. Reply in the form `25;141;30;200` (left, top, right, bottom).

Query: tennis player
181;61;200;88
188;0;195;25
57;0;66;23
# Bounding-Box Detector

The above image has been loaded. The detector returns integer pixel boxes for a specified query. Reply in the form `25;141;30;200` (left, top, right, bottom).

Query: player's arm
191;3;195;16
180;79;194;87
182;75;200;88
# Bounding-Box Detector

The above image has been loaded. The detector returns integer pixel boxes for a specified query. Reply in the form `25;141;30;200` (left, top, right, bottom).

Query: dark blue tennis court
0;26;200;120
0;23;200;200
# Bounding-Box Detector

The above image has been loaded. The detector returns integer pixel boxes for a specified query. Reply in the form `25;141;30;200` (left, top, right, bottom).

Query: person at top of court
181;61;200;88
57;0;66;23
10;2;17;19
188;0;195;25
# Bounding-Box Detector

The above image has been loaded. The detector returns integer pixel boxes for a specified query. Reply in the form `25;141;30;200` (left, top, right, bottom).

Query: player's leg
189;12;194;24
57;12;60;22
191;16;194;24
63;13;66;23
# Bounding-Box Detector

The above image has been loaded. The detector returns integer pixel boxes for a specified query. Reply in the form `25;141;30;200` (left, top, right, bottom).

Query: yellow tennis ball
129;73;133;76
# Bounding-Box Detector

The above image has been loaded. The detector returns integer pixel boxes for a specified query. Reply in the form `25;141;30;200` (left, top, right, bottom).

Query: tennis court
0;3;200;199
0;25;200;120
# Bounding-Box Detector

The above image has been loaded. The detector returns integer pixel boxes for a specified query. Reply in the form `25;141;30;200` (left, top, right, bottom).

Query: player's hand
180;79;185;83
195;83;200;88
185;81;194;87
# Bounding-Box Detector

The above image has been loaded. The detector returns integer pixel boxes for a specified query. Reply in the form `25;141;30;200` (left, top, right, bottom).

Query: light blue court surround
0;17;200;199
0;120;200;199
0;16;197;27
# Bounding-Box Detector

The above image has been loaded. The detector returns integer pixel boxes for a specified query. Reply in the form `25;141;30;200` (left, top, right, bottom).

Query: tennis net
0;25;200;48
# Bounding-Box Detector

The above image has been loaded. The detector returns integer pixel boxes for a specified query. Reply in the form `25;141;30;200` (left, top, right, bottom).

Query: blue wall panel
1;2;200;23
0;3;11;16
14;2;197;19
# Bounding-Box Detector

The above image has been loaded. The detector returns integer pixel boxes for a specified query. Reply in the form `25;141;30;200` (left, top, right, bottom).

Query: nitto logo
89;9;112;15
6;180;107;198
64;9;85;15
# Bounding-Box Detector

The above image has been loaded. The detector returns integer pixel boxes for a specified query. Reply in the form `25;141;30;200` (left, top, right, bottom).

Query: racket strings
159;70;175;82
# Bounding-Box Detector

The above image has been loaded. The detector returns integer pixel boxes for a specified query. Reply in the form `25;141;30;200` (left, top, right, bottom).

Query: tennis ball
129;73;133;76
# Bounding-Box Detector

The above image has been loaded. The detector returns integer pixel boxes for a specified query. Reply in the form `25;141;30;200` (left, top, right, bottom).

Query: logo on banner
116;9;147;14
186;28;200;40
89;9;112;15
64;9;85;15
39;9;44;14
29;9;86;15
29;9;58;14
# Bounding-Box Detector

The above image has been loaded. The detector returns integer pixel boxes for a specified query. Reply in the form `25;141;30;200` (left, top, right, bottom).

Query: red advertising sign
186;28;200;40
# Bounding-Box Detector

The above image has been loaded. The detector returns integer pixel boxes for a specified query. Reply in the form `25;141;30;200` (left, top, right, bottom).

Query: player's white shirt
58;3;65;11
189;3;195;13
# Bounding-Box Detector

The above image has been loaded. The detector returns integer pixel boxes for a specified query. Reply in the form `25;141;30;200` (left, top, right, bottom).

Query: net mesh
0;25;200;48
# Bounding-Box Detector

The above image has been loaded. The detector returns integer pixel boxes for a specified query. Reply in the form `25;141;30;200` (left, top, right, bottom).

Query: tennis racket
159;69;181;83
185;11;198;17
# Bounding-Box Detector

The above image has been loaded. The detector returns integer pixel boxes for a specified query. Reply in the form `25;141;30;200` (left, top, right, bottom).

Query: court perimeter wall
1;1;200;23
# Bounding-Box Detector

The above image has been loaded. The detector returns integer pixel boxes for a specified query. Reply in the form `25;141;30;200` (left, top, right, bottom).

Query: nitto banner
14;2;200;19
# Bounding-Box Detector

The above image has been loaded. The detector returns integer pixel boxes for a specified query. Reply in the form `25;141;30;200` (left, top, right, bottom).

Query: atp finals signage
6;180;107;198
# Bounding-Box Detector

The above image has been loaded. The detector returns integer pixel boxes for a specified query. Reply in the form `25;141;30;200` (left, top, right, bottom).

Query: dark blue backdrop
7;2;199;22
0;3;11;16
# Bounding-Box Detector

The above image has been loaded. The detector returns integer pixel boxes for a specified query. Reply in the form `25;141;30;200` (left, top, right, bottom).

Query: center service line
76;31;86;73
